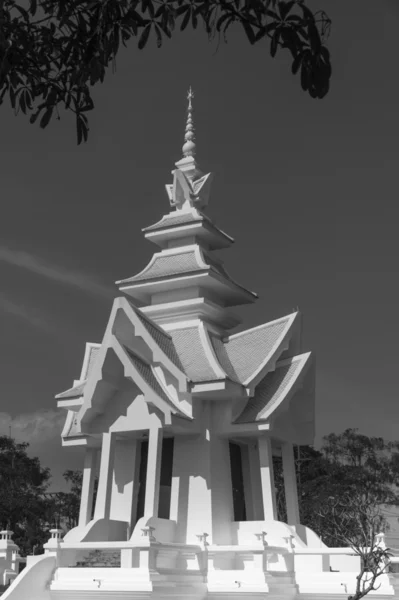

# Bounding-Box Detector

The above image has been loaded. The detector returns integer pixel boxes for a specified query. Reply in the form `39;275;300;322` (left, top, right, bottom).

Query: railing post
196;533;209;571
375;532;389;573
43;528;64;567
138;526;157;574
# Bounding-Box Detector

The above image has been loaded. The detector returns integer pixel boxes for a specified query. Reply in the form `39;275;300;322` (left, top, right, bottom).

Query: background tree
274;429;399;546
0;0;332;144
317;494;393;600
0;435;51;556
47;469;98;533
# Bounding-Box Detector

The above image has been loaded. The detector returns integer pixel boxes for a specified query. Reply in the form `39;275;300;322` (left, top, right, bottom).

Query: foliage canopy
0;0;332;143
0;435;51;555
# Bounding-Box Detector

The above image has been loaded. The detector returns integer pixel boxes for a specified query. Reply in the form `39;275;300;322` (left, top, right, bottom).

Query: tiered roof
234;353;312;424
115;91;256;327
56;89;315;444
57;301;303;403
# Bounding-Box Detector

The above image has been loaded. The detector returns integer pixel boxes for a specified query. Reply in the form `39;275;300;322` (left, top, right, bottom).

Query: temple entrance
229;442;247;521
135;437;175;523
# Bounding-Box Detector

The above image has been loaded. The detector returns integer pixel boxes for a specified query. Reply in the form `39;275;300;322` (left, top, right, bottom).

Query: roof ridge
116;247;205;285
225;312;298;342
129;300;173;341
124;299;186;376
199;323;228;380
55;380;86;399
234;351;313;424
275;350;312;368
142;208;204;232
117;342;191;419
208;333;241;384
124;345;151;368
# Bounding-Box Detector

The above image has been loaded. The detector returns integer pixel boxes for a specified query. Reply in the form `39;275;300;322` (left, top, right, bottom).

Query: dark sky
0;0;398;490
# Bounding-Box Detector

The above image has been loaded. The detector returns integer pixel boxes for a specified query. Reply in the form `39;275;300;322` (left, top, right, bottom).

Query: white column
170;437;185;533
110;439;138;526
248;442;264;520
282;441;300;525
144;427;163;518
130;441;142;529
78;447;98;527
241;445;255;521
94;432;115;520
258;436;277;520
210;435;235;545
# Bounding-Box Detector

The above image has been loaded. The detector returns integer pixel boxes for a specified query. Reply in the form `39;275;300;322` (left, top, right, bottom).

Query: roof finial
182;86;196;158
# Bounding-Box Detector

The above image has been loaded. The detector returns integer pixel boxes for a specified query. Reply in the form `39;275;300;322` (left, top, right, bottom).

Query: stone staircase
75;549;121;568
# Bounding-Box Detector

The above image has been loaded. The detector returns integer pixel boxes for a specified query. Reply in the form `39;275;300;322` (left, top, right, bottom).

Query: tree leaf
19;90;26;114
278;0;296;20
29;0;37;16
270;30;280;57
39;106;54;129
180;7;191;31
291;53;302;75
307;21;321;52
242;21;255;45
30;107;44;125
254;27;267;43
191;7;197;29
154;24;162;48
138;24;151;49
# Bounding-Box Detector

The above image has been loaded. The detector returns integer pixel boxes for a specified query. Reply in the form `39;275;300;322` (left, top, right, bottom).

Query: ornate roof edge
113;339;192;420
118;297;188;389
142;208;234;246
115;246;203;286
56;296;189;401
79;342;101;381
243;312;299;388
168;323;227;382
116;246;257;303
234;352;312;424
142;208;203;232
76;332;192;428
56;380;86;400
225;312;298;343
198;322;229;380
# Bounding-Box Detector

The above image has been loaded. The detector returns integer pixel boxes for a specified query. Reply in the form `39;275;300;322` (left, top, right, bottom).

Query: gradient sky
0;0;398;491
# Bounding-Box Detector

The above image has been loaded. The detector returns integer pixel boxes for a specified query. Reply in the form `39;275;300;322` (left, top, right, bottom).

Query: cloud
0;246;113;299
0;409;65;444
0;292;56;333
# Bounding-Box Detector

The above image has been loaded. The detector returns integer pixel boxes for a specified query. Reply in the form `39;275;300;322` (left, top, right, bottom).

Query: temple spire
182;87;196;158
164;88;213;211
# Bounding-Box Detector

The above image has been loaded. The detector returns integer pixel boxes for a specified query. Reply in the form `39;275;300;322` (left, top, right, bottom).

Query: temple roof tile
143;210;204;232
222;313;298;385
134;305;185;373
56;380;86;400
234;352;312;424
169;326;225;382
118;248;202;284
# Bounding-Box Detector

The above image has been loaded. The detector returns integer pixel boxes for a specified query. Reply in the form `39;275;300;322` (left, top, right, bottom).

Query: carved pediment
165;168;213;211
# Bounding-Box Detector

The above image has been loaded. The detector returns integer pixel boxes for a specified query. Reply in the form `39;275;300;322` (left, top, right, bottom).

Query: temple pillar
144;426;163;518
110;439;138;526
210;435;234;544
183;402;214;545
78;447;98;527
184;431;213;545
243;442;264;520
94;432;116;520
241;445;254;520
170;436;190;542
258;435;277;520
282;441;300;525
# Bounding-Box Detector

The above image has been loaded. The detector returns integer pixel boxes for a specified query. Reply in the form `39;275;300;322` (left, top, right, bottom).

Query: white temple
3;90;399;599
